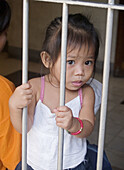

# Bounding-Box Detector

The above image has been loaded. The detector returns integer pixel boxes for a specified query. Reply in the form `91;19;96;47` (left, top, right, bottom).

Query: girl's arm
53;85;95;138
9;80;36;133
69;85;95;138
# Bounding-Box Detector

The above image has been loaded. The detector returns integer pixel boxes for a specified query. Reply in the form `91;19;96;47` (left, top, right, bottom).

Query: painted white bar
22;0;29;169
35;0;124;11
58;3;68;170
96;0;114;170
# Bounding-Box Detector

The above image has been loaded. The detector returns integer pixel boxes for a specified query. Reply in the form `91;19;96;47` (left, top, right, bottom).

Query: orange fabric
0;75;21;170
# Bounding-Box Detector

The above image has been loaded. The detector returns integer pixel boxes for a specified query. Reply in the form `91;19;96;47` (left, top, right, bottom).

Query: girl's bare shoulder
29;77;41;86
28;77;41;101
82;84;95;98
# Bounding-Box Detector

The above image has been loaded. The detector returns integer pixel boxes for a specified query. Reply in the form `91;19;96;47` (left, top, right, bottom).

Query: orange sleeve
0;76;21;170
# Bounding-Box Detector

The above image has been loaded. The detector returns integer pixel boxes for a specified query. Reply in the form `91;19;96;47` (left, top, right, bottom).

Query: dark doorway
114;0;124;77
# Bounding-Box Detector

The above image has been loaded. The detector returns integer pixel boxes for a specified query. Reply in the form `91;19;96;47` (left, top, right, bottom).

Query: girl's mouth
72;81;83;87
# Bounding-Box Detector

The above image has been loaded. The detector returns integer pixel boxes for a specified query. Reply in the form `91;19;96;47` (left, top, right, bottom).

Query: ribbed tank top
27;76;86;170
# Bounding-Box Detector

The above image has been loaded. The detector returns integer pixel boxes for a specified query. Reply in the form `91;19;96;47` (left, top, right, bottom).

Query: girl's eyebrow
67;55;95;59
67;55;76;58
86;56;95;59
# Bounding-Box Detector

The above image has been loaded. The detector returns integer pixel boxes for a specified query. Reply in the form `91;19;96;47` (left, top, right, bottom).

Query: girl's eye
85;60;93;66
67;60;75;65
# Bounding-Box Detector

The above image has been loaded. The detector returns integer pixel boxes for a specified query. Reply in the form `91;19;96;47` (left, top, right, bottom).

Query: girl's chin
66;85;82;91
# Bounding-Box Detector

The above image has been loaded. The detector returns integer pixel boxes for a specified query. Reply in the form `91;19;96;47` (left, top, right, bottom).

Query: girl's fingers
55;116;72;130
17;85;33;96
52;106;70;115
55;116;65;122
24;94;33;100
56;106;69;112
56;122;63;128
17;82;32;90
18;94;32;108
24;99;32;106
24;89;33;95
55;116;65;126
54;111;66;118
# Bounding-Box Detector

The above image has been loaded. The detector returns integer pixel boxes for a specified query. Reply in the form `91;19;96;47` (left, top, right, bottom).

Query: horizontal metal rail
35;0;124;11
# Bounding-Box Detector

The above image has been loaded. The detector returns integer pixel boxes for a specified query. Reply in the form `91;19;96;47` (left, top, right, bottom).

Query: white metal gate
22;0;124;170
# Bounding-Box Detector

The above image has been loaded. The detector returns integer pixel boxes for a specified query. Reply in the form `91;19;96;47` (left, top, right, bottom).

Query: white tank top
27;77;102;170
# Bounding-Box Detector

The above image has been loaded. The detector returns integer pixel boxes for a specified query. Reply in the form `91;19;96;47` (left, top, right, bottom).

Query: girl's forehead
67;44;95;57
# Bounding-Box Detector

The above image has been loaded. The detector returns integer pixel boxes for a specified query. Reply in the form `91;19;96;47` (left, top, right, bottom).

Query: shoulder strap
78;88;83;107
40;76;45;102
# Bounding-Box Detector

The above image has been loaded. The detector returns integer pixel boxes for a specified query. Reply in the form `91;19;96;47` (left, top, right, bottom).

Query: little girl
9;13;102;170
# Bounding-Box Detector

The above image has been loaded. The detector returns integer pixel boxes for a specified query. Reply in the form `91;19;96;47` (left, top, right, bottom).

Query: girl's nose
75;65;84;76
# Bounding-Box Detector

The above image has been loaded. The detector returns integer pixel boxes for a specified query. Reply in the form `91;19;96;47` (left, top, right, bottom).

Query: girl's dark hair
42;13;100;73
0;0;11;34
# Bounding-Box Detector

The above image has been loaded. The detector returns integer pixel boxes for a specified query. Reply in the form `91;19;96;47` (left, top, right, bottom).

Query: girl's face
0;30;7;52
50;44;95;91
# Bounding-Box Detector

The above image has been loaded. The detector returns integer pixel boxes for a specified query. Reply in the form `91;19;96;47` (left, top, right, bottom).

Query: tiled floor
0;52;124;170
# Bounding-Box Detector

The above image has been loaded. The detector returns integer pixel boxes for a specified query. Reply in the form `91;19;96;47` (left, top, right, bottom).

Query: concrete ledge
8;46;41;62
8;46;114;74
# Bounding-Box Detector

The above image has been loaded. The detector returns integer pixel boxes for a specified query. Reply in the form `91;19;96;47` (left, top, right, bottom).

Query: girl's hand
53;106;73;130
10;82;33;110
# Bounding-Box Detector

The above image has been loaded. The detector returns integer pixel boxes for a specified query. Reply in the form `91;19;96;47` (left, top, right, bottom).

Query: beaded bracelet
68;117;83;135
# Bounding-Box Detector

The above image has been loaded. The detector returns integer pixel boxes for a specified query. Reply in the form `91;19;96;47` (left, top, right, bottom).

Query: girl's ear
40;51;52;68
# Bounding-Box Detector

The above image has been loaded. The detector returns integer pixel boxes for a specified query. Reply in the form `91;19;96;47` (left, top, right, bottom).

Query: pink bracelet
70;117;83;135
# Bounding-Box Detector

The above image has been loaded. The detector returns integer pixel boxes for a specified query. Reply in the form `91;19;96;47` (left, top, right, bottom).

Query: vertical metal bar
96;0;114;170
22;0;29;170
57;3;68;170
